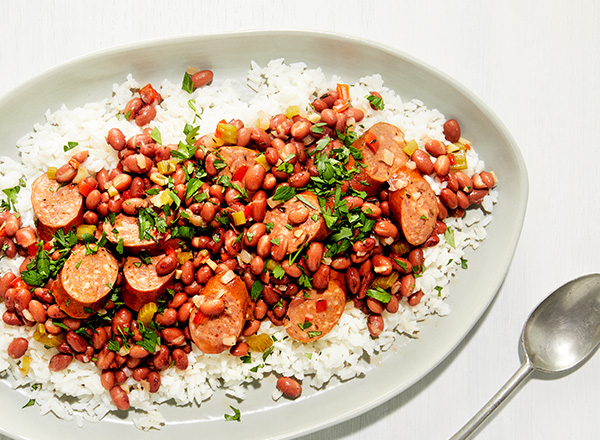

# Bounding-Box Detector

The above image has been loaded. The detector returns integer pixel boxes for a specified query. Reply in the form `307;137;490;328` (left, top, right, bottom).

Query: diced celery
285;105;301;119
157;159;177;175
371;272;399;289
138;302;158;327
76;225;97;238
450;150;468;170
403;139;418;156
47;167;57;180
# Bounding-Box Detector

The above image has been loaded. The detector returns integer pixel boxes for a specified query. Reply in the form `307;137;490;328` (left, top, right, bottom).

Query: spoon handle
450;361;534;440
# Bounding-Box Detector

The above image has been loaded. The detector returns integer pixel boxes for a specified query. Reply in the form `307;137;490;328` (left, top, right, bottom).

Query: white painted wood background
0;1;599;439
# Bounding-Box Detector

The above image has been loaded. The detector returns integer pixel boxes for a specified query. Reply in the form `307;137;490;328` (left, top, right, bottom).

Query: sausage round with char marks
263;191;327;254
30;174;83;241
188;270;250;354
52;245;118;318
121;255;176;311
217;147;258;180
347;122;408;197
103;213;161;252
284;270;347;342
388;167;438;246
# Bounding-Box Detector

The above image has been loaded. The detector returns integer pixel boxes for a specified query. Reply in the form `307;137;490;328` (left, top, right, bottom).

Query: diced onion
19;356;32;376
222;336;237;347
150;173;169;186
238;249;253;265
206;258;218;270
381;149;395;166
72;166;89;184
245;333;273;352
221;269;236;285
257;110;270;130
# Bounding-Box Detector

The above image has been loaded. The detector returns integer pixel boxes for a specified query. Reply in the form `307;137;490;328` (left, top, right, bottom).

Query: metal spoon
451;273;600;440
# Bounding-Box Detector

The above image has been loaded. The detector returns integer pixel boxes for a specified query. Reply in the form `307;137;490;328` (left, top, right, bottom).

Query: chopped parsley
224;406;241;422
366;287;392;304
63;141;78;152
1;178;26;211
444;227;455;249
150;127;162;145
250;281;264;301
366;93;385;110
181;72;194;93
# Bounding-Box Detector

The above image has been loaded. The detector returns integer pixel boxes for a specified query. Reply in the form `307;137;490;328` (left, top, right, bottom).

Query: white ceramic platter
0;31;527;440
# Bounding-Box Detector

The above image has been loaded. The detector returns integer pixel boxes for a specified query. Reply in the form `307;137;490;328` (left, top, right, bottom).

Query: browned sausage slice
52;245;118;318
30;174;83;241
217;146;258;179
189;270;250;354
103;213;160;252
389;167;438;245
263;191;327;254
348;122;408;197
121;255;176;311
284;271;347;342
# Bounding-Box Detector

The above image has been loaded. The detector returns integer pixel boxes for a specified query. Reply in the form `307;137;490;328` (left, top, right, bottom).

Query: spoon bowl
452;273;600;439
522;273;600;372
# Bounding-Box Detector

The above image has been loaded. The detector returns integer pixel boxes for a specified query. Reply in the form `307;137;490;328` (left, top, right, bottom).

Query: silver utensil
451;273;600;439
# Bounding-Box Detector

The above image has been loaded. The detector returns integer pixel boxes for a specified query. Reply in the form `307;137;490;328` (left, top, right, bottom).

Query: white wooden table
1;1;599;439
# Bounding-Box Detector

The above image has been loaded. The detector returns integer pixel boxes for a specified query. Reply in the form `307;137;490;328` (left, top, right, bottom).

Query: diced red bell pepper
336;83;350;101
28;244;38;257
78;179;95;197
10;277;27;290
244;204;253;220
316;299;328;313
193;310;209;325
232;165;248;182
43;242;53;251
139;83;162;105
448;154;456;166
333;100;349;113
365;131;380;154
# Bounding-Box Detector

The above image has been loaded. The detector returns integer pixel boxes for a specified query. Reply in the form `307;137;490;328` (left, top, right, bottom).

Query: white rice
0;59;497;429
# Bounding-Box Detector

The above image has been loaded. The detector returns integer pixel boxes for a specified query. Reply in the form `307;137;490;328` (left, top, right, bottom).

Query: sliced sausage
347;122;408;197
284;270;347;342
122;255;176;311
388;167;438;246
189;270;250;354
103;213;160;252
217;147;258;180
52;245;118;318
31;174;83;241
263;191;327;254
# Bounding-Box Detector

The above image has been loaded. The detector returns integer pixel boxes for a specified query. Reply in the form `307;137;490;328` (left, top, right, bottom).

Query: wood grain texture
1;1;599;439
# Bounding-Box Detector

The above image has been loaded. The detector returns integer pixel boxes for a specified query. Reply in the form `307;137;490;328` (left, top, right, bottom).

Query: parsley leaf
182;72;194;93
444;227;455;249
366;287;392;304
250;281;264;301
224;406;241;422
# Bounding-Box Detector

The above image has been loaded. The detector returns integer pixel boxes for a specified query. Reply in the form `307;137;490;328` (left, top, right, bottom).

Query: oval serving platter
0;31;527;440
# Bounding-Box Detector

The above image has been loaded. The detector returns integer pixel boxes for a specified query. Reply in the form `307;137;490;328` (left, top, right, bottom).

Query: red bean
367;315;385;337
372;255;393;276
161;327;185;346
400;274;416;297
7;337;28;359
49;353;73;372
440;188;458;209
245;164;266;192
443;119;461;143
425;139;446;157
135;105;157;126
110;385;130;410
66;331;88;353
172;348;189;370
312;264;330;290
191;70;214;88
147;371;161;393
156;255;177;275
199;298;225;316
374;221;398;238
434;155;450;177
152;345;170;370
277;376;302;398
480;171;496;189
230;342;250;357
55;164;77;183
107;128;126;151
412;149;435;175
0;272;16;298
